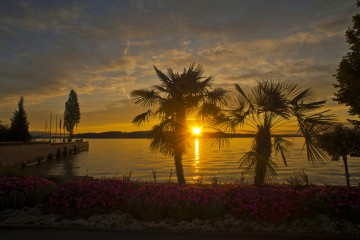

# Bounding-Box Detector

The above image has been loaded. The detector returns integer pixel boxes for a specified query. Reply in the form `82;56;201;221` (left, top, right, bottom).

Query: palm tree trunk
174;154;186;185
174;108;187;185
254;125;272;186
342;155;350;187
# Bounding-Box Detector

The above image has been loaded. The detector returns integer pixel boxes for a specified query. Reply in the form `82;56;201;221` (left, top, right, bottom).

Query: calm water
20;138;360;185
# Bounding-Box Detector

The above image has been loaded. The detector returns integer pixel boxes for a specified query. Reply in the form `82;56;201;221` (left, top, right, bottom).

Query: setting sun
192;127;202;135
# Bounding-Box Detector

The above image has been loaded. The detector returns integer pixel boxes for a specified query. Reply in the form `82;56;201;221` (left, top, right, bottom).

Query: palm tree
214;80;334;186
131;63;228;185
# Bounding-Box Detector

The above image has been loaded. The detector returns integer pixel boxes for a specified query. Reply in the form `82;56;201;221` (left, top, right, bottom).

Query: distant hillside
77;131;151;138
32;130;300;139
76;131;300;139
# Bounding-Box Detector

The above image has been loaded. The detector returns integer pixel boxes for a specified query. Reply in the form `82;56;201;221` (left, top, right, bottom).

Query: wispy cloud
0;0;357;131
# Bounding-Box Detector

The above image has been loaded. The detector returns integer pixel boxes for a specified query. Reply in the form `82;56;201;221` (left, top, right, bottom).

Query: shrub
0;176;57;210
223;185;304;222
128;184;225;221
48;179;135;217
302;186;360;222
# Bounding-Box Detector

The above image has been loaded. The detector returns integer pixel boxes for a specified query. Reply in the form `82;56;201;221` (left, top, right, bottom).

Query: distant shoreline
32;131;302;139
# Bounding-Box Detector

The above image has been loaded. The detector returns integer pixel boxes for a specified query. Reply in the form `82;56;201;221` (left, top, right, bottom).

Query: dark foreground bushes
1;177;360;223
0;176;56;210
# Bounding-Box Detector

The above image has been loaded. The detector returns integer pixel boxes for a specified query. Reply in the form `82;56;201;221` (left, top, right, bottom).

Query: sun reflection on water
194;138;200;174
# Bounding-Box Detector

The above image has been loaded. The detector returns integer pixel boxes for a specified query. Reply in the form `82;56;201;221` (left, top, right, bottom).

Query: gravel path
1;206;359;238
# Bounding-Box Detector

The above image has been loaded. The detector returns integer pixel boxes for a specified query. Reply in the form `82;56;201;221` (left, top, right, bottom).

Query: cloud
0;0;357;131
0;1;84;31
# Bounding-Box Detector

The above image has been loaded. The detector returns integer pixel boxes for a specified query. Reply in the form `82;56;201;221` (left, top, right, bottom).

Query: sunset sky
0;0;357;134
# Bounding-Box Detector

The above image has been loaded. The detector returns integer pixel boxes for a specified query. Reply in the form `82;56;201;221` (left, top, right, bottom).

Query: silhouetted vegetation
131;63;228;185
334;0;360;125
64;89;80;141
9;96;31;142
0;121;10;142
318;124;360;187
214;81;334;186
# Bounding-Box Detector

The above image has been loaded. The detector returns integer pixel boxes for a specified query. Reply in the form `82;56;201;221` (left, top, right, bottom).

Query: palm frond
264;157;278;183
207;87;230;106
198;76;213;90
149;119;177;156
273;136;294;166
132;110;152;126
294;100;327;114
235;83;253;109
291;88;314;104
153;85;168;93
211;94;252;132
239;151;278;184
210;112;247;133
156;98;180;117
204;133;231;150
154;65;172;86
252;80;292;119
197;102;222;121
185;63;205;80
239;150;257;174
131;89;160;107
295;111;333;164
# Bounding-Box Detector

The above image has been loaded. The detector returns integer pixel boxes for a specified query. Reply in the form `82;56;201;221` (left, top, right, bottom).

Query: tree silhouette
0;121;10;142
131;63;228;185
214;81;334;186
334;0;360;124
318;124;360;187
10;96;31;142
64;90;80;141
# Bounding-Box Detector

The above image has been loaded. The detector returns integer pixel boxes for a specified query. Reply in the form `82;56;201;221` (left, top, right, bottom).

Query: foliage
0;121;10;142
127;184;224;221
48;179;135;217
223;185;304;222
47;179;360;222
285;169;311;188
0;177;56;210
302;185;360;223
131;63;228;184
318;125;360;161
334;0;360;122
213;81;333;186
317;124;360;187
64;90;81;141
1;177;359;223
9;96;31;142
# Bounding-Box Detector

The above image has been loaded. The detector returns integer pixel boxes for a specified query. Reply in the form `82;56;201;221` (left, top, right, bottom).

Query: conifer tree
64;90;80;141
10;96;31;142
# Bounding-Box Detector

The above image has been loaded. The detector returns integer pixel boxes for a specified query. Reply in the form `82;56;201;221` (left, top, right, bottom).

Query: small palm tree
131;63;228;185
214;80;334;186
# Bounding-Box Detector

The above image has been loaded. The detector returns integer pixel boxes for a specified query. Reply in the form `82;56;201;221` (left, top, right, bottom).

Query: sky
0;0;358;134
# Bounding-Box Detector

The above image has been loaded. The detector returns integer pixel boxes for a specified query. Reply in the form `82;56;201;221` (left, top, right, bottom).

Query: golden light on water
194;138;200;174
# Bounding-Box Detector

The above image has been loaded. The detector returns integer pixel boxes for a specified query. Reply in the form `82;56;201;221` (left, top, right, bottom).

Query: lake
19;138;360;185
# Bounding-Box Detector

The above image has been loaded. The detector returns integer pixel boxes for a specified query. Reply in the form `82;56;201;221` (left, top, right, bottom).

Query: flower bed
48;179;135;217
223;185;304;222
302;186;360;222
128;184;225;221
1;177;360;224
0;176;56;210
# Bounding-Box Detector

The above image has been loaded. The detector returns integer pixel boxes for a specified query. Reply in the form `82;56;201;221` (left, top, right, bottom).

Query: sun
192;127;202;135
